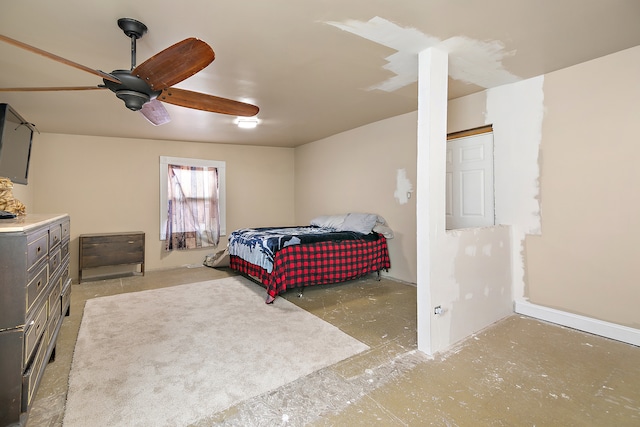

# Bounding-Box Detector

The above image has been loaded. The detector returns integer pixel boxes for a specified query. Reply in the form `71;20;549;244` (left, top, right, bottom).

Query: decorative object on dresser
78;232;145;283
0;214;71;427
0;177;26;216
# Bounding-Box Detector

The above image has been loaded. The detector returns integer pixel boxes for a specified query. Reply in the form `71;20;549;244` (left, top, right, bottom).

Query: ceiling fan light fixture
116;90;150;111
235;117;259;129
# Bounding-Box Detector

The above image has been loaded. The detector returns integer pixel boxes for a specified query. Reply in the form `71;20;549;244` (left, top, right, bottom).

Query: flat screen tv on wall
0;103;35;185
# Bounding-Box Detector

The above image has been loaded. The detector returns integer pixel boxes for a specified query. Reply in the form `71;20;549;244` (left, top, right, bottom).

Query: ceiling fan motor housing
103;70;162;111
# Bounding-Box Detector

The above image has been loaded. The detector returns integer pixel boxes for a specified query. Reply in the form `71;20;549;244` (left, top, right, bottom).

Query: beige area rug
63;276;368;427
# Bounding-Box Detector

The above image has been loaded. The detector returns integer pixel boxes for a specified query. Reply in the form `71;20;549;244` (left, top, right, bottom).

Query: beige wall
525;46;640;328
448;46;640;330
27;133;294;281
294;112;418;284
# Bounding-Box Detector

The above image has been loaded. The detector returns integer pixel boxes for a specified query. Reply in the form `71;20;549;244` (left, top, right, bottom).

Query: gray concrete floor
28;266;640;426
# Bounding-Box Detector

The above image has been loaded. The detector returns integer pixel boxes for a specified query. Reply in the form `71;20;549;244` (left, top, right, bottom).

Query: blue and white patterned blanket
228;226;347;273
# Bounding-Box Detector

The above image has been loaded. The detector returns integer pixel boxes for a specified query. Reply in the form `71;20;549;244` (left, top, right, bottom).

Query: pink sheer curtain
165;164;220;251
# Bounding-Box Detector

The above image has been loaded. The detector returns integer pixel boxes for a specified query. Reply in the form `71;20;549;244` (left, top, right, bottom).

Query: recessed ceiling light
234;117;260;129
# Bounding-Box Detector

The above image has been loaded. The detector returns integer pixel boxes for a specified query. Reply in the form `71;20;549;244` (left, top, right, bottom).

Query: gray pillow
338;213;379;234
310;214;347;229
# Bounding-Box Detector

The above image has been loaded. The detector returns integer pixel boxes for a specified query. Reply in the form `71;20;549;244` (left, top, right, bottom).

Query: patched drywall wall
486;76;545;301
394;168;413;205
430;227;513;350
448;76;545;306
487;76;544;235
416;47;511;355
416;47;449;355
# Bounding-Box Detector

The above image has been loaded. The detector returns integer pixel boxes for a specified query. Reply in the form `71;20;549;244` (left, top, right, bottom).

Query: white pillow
338;213;379;234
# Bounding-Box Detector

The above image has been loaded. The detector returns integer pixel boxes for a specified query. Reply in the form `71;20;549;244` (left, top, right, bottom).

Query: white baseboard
514;300;640;347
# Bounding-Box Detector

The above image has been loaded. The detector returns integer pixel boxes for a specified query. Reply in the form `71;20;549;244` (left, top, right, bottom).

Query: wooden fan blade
132;38;214;91
0;86;106;92
140;99;171;126
0;34;120;84
158;87;259;117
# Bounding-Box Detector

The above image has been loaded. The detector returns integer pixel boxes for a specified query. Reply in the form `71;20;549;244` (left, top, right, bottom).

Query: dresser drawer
27;230;48;272
61;220;71;242
49;222;62;250
46;300;61;344
61;239;70;261
26;263;48;314
22;335;48;411
61;278;72;315
48;279;62;316
49;246;62;275
61;260;70;284
24;302;48;366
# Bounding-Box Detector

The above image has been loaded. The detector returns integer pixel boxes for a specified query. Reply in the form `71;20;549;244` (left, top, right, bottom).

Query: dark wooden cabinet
78;232;145;283
0;214;71;427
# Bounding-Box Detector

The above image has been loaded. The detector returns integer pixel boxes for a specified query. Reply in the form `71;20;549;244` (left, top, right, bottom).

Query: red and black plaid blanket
230;234;390;302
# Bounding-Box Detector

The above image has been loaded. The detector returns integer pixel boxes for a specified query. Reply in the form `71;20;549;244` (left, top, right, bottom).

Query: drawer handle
37;246;42;254
37;279;43;289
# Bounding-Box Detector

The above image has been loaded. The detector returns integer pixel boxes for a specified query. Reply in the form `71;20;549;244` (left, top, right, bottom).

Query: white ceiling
1;0;639;148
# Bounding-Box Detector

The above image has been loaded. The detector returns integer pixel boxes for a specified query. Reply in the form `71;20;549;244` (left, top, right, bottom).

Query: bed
228;213;392;303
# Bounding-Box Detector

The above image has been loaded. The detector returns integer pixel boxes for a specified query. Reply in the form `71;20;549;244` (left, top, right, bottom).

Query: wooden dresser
78;231;145;283
0;214;71;427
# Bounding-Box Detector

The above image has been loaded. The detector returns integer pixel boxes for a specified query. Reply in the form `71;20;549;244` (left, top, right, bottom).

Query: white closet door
446;132;494;229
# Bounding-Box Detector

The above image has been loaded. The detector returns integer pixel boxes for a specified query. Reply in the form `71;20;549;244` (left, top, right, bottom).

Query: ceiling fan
0;18;259;125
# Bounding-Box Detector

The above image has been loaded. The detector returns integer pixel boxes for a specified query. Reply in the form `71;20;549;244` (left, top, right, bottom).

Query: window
160;156;226;250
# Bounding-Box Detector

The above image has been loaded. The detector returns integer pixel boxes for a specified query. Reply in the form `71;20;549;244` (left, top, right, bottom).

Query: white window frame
159;156;226;240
